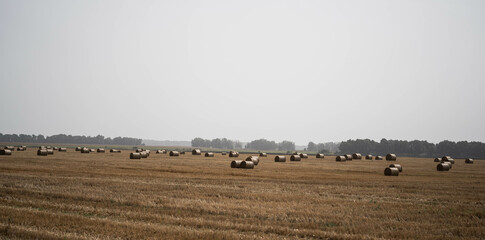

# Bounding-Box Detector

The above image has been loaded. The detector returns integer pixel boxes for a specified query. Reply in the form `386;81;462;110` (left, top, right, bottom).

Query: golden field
0;149;484;239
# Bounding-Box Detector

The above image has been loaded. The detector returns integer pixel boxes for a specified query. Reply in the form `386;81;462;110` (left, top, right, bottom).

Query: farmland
0;148;484;239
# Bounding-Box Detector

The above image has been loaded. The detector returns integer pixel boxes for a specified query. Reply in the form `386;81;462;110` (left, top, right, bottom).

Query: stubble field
0;149;484;239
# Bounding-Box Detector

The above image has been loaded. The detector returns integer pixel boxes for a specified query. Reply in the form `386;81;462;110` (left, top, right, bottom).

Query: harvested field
0;149;484;239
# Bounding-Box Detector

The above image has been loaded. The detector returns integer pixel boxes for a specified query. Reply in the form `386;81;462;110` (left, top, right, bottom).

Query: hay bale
53;147;59;150
205;152;214;157
136;149;144;153
299;153;308;159
386;154;397;161
130;152;141;159
81;148;90;153
441;156;455;164
17;147;26;151
89;148;95;153
316;153;325;158
97;148;105;153
170;151;180;156
156;150;166;154
75;147;82;151
352;153;362;160
246;156;259;165
384;167;399;176
47;149;54;155
180;151;185;155
290;155;301;161
365;155;373;160
336;156;346;162
221;152;227;155
434;158;441;162
441;161;452;169
375;156;383;160
465;158;474;164
344;154;353;161
4;146;15;150
231;160;243;168
0;149;12;155
437;162;451;171
39;146;47;150
110;149;121;153
140;151;148;158
389;164;402;172
37;149;48;156
259;152;267;157
192;149;202;155
274;155;286;162
229;151;239;157
240;161;255;169
59;148;67;152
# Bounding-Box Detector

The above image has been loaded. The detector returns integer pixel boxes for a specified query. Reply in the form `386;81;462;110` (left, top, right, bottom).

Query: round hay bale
156;150;165;154
274;155;286;162
4;146;15;150
192;149;201;155
40;146;47;150
47;149;54;155
17;147;25;151
290;155;301;161
37;149;48;156
170;151;180;156
231;160;243;168
441;156;452;162
246;156;259;165
140;151;148;158
336;156;346;162
110;149;121;153
441;161;452;169
229;151;239;157
384;167;399;176
136;149;144;153
240;161;255;169
89;148;95;153
75;147;82;151
221;152;227;155
365;155;373;160
0;149;12;155
97;148;105;153
344;154;353;161
437;163;451;171
130;152;141;159
386;154;397;161
81;148;90;153
59;148;67;152
434;158;441;162
352;153;362;160
205;152;214;157
375;156;383;160
53;147;59;150
316;153;325;158
259;152;267;157
299;153;308;159
389;164;402;172
465;158;474;164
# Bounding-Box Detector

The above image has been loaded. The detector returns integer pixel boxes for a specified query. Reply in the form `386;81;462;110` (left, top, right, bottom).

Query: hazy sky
1;0;484;145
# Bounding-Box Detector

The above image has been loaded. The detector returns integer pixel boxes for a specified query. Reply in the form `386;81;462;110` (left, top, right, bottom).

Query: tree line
0;133;143;146
191;137;243;149
338;138;485;159
244;139;295;151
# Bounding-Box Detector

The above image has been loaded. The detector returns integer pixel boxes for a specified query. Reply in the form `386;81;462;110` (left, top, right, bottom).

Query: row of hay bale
336;153;394;161
130;150;151;159
231;156;260;169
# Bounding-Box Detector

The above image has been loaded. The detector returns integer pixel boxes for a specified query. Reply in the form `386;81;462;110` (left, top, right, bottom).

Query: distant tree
278;140;295;151
307;142;316;152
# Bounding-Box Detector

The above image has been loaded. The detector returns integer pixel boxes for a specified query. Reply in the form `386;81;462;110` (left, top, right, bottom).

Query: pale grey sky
1;0;484;145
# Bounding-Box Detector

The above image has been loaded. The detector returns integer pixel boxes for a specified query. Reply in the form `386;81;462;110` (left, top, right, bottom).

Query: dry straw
389;164;402;172
170;151;180;156
0;149;12;155
352;153;362;160
205;152;214;157
274;155;286;162
384;167;399;176
386;154;397;161
336;156;346;162
240;161;255;169
246;156;260;165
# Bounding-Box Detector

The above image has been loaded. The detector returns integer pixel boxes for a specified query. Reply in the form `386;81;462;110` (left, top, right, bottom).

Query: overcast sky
1;0;484;145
